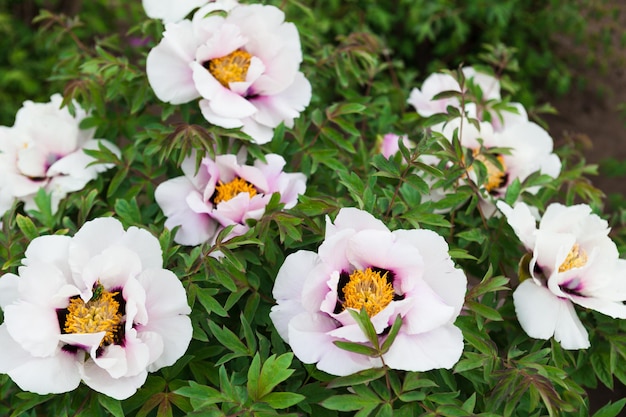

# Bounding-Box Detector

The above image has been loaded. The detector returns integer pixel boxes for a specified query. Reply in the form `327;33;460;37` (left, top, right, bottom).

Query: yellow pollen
64;288;122;347
208;49;252;88
213;177;257;204
343;268;394;317
558;244;588;273
471;149;507;192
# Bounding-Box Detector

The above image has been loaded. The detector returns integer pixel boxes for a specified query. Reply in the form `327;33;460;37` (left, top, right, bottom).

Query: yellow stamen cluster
208;49;253;88
213;177;257;204
558;243;588;273
64;288;122;347
343;268;394;317
471;149;507;192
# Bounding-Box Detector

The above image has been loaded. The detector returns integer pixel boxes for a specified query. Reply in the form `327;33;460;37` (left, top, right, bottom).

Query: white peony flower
270;208;467;375
0;94;119;215
497;201;626;349
0;218;193;399
146;2;311;144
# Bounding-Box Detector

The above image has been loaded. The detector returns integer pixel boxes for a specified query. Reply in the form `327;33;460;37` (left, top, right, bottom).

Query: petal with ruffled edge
4;302;61;358
135;269;192;371
81;359;148;400
383;324;463;371
513;280;589;349
496;201;538;250
146;20;201;104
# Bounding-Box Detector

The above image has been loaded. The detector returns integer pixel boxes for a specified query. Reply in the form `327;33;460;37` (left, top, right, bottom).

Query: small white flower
0;94;119;215
498;201;626;349
0;218;192;399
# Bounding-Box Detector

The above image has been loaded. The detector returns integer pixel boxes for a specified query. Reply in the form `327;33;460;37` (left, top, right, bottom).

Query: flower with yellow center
471;150;507;192
342;268;394;317
207;49;252;88
558;244;588;273
63;286;123;347
213;177;257;204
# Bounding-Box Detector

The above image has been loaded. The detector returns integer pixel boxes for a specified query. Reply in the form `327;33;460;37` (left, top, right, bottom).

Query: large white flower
0;94;119;215
270;208;466;376
146;2;311;144
497;201;626;349
0;218;192;399
155;151;306;247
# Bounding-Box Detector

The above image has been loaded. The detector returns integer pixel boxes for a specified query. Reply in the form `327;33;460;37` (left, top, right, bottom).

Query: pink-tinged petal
0;274;20;308
155;176;216;246
270;300;305;342
137;330;165;371
496;201;538;250
288;311;378;375
142;0;207;23
393;229;466;315
346;230;424;294
249;72;312;129
400;280;456;334
191;62;257;118
8;349;81;395
123;277;148;326
326;207;389;238
146;20;200;104
384;324;464;371
194;22;247;62
407;72;461;117
317;230;355;273
463;67;501;100
59;332;105;350
277;172;307;208
199;99;245;129
4;302;60;357
240;118;275;144
47;139;118;179
273;250;319;302
181;152;212;190
81;360;148;400
534;230;576;277
211;193;269;226
513;280;590;349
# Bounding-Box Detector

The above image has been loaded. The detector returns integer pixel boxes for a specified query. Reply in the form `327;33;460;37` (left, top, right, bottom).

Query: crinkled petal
81;359;148;400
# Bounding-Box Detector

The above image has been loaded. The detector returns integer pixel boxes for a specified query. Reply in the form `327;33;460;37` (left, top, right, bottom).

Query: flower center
207;49;252;88
213;177;257;204
558;243;588;273
342;268;394;317
472;149;507;192
64;285;123;347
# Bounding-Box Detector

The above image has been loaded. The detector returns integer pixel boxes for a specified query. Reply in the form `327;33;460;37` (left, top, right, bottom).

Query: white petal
9;349;81;395
496;201;538;250
23;235;72;277
273;250;320;302
143;0;207;23
146;20;201;104
0;274;20;308
139;315;192;372
513;280;589;349
120;226;163;270
81;359;148;400
4;302;60;357
326;207;389;238
383;325;464;371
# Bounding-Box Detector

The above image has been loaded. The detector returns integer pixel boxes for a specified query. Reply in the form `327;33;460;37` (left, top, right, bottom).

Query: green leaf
248;353;296;400
380;314;403;354
98;394;125;417
259;392;305;409
333;340;379;356
16;214;39;240
328;368;387;389
320;395;380;412
207;321;250;358
196;288;228;317
592;399;626;417
347;308;380;349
